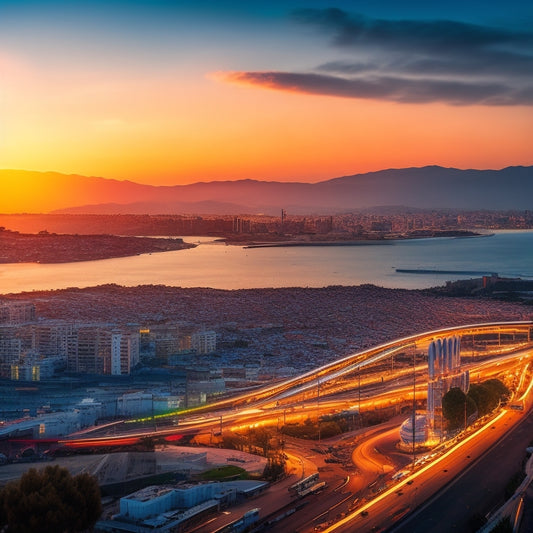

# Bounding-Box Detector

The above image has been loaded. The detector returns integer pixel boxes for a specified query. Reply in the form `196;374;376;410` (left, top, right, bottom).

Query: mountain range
1;166;532;215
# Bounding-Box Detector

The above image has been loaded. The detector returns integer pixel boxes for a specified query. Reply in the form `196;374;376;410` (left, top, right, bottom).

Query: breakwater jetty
395;269;497;276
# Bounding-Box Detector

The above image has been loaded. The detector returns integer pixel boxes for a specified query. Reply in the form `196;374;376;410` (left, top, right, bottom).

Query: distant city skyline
1;0;532;191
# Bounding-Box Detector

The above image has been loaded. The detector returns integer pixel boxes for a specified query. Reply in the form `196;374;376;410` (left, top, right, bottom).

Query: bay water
1;230;532;294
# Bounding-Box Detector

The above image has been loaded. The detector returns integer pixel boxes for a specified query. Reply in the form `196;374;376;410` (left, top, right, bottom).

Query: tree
467;383;493;416
0;465;102;533
73;472;103;530
247;427;273;456
262;452;286;482
221;432;247;451
484;379;510;403
467;379;509;417
442;387;476;430
0;486;6;529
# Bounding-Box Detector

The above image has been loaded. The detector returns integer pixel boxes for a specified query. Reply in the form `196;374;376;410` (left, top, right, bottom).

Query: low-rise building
0;301;36;325
190;330;217;354
10;356;57;381
97;481;265;533
67;325;139;376
116;391;153;417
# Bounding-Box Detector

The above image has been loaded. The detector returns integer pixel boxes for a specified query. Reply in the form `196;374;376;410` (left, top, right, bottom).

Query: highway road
88;321;531;422
389;399;533;532
48;321;533;531
58;343;529;450
317;408;527;533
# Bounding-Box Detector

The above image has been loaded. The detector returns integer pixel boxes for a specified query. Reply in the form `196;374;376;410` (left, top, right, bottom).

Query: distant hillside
0;170;153;213
1;166;532;215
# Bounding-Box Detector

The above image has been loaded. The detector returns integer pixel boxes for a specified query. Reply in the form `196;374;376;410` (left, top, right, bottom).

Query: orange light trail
323;409;509;532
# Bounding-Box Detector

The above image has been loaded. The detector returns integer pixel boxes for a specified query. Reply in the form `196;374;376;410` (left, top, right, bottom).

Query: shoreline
244;239;393;248
236;231;493;249
0;229;491;263
395;268;497;276
0;230;195;264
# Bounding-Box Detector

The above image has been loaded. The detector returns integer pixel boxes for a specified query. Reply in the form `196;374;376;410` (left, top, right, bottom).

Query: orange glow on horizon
2;59;532;192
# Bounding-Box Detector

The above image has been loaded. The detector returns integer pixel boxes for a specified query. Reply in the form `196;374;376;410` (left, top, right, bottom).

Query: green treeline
0;465;102;533
442;379;510;430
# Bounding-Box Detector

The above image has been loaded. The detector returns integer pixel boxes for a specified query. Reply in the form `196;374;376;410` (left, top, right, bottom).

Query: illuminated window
10;365;19;380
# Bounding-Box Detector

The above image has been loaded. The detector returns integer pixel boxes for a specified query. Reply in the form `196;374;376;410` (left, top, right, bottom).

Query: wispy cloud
220;8;533;105
224;71;526;105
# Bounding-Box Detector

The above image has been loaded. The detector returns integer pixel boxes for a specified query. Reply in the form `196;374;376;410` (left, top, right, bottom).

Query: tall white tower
427;335;469;441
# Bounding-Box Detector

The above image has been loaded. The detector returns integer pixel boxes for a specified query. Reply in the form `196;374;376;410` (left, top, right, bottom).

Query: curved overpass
59;321;533;445
54;321;533;533
188;321;533;413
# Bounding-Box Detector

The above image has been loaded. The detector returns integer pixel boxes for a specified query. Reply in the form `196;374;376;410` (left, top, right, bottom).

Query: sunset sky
1;0;533;186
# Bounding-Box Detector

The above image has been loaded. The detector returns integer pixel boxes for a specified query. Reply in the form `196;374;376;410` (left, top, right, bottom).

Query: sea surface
1;230;532;294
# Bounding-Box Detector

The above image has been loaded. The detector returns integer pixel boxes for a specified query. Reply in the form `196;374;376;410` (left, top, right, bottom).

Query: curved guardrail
198;321;533;412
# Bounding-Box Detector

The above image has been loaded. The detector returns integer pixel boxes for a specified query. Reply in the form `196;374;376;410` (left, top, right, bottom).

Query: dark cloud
317;49;533;79
222;8;533;106
292;8;533;53
225;71;532;106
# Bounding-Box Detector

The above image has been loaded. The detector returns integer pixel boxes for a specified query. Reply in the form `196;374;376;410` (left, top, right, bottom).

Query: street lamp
412;345;416;469
464;394;467;432
317;378;321;443
358;365;361;427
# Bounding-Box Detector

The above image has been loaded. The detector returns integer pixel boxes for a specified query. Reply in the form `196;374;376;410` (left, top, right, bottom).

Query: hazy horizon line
2;162;532;188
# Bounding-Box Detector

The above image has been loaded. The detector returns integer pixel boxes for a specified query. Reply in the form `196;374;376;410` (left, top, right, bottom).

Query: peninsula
0;228;195;264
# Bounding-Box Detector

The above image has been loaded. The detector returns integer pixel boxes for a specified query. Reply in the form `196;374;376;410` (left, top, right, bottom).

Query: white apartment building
190;330;216;354
67;326;140;376
0;301;36;325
